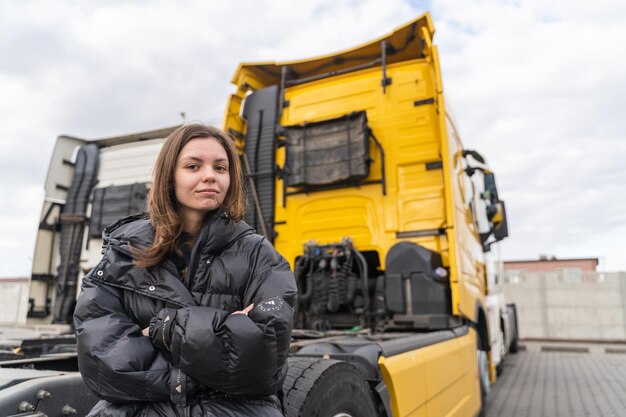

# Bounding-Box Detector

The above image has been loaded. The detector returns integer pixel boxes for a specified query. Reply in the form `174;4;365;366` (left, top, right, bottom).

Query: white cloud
431;0;626;270
1;0;625;276
0;184;44;277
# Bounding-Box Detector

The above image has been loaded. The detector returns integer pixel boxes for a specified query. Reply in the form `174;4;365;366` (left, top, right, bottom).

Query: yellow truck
223;12;509;417
0;12;509;417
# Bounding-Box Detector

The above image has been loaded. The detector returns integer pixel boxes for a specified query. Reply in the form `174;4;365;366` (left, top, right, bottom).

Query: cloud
0;184;44;277
1;0;625;276
431;0;626;270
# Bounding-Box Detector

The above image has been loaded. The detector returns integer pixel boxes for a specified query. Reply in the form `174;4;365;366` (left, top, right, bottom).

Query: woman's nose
201;167;216;182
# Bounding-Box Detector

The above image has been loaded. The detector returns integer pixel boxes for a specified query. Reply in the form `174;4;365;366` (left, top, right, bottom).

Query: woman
74;124;297;417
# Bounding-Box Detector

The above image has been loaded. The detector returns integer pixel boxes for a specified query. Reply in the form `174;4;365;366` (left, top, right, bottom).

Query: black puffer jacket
74;211;297;417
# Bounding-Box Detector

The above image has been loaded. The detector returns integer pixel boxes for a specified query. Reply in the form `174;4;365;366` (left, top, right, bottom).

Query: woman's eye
216;165;228;172
186;164;199;170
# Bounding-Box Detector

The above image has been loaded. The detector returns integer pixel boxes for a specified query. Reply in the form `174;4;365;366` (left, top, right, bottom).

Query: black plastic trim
381;40;392;94
414;97;435;107
30;274;54;282
242;86;279;241
379;325;469;356
286;59;382;86
426;161;443;170
0;354;78;371
396;228;446;238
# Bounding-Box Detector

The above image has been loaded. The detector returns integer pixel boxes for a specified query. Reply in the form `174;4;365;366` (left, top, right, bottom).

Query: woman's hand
231;304;254;315
143;304;253;336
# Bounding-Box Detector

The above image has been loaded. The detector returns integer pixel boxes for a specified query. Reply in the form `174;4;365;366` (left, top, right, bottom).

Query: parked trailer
1;12;510;417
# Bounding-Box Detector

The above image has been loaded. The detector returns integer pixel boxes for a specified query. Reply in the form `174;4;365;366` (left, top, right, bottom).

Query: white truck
463;150;518;377
486;247;519;375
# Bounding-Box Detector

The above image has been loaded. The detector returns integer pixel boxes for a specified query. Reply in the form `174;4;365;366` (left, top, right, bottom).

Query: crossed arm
74;242;296;403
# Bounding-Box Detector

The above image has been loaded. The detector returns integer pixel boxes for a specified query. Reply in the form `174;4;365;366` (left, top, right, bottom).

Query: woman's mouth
197;189;219;195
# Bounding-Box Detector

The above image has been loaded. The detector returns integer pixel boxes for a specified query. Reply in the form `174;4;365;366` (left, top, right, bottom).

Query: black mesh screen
284;111;370;187
89;183;148;237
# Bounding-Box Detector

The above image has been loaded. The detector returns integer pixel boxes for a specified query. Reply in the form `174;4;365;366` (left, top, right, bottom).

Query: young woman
74;124;297;417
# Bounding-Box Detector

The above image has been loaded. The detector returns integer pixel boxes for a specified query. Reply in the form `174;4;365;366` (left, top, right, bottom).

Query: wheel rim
333;414;354;417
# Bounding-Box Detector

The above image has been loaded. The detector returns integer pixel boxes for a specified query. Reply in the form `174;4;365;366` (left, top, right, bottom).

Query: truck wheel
508;304;519;353
509;331;519;353
477;349;490;417
284;357;378;417
509;319;519;353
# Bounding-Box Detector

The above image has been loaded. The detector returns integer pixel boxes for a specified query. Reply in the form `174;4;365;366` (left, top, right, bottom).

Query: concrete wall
504;258;598;272
0;279;30;325
503;271;626;341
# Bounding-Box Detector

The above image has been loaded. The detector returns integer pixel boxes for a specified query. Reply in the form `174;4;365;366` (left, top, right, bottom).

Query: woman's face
174;137;231;222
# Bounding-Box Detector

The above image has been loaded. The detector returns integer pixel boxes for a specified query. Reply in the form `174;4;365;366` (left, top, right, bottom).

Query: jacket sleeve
74;271;187;404
150;238;297;397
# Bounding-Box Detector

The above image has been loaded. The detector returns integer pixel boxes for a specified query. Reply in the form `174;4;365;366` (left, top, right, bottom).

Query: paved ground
485;341;626;417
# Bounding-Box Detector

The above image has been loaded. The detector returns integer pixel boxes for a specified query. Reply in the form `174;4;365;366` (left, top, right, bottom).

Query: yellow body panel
274;59;448;267
379;330;481;417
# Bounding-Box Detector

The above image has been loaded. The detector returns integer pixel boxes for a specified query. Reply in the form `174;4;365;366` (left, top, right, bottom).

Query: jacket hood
103;210;255;255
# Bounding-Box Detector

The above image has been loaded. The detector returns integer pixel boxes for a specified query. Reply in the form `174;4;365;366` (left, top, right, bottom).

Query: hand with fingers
231;304;254;316
142;304;254;336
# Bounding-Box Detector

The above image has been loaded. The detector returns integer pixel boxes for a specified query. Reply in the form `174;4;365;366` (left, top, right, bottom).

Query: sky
1;0;625;277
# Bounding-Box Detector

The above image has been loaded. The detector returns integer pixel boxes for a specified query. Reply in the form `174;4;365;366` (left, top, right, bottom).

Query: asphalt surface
485;341;626;417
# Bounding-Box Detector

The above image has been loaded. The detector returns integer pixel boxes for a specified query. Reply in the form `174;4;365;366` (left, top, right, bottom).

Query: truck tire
476;349;490;417
509;331;519;353
508;303;519;353
284;357;378;417
476;330;490;417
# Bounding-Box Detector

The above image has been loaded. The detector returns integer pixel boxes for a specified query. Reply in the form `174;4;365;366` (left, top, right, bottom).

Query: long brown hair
133;124;245;268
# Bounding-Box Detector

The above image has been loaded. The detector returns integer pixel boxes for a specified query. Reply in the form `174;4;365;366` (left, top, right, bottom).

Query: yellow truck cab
223;12;509;417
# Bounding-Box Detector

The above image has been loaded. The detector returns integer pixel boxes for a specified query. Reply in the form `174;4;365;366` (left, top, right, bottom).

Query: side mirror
483;172;499;202
479;200;509;249
493;201;509;241
486;202;499;221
